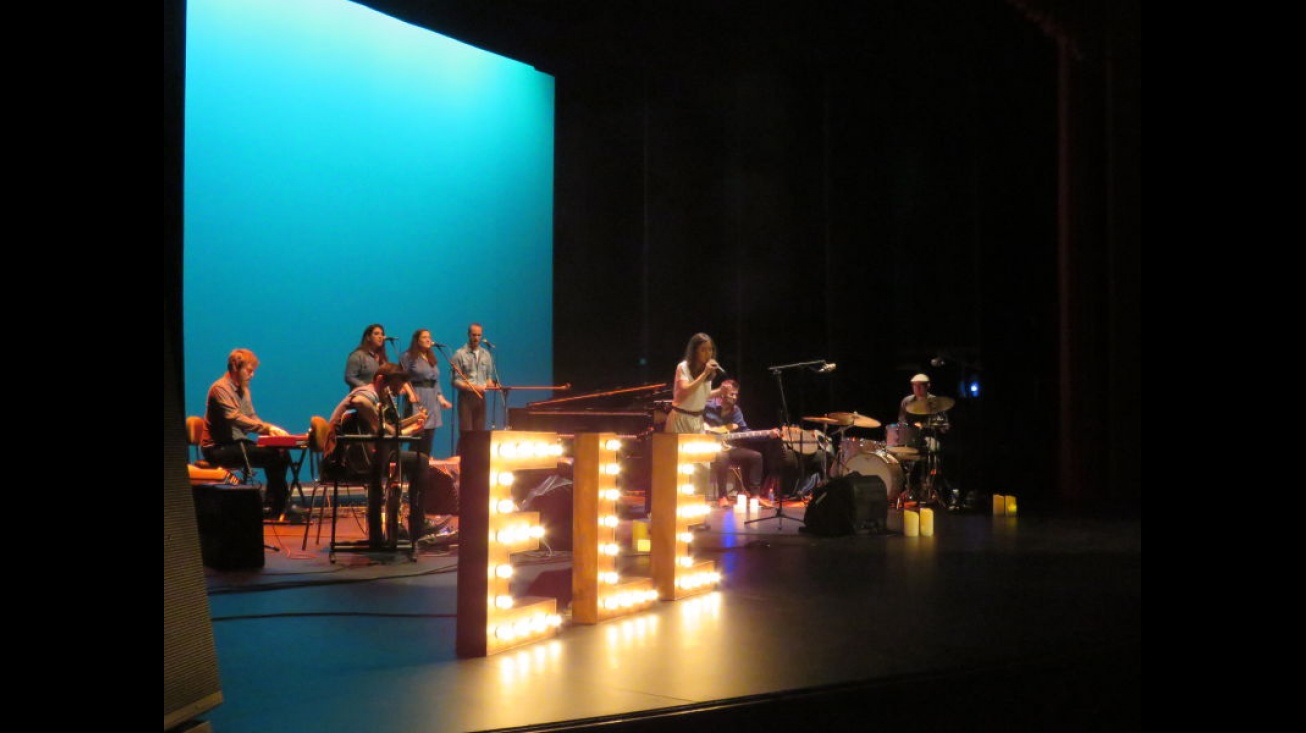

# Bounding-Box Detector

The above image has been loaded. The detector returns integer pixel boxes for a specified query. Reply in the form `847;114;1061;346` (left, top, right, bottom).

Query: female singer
664;332;725;434
399;329;454;456
344;323;390;388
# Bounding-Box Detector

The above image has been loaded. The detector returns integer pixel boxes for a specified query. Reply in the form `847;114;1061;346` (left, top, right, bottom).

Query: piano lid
526;382;669;410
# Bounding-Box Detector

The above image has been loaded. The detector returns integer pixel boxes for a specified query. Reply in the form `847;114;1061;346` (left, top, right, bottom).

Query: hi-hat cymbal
804;416;846;425
827;411;881;429
905;396;956;415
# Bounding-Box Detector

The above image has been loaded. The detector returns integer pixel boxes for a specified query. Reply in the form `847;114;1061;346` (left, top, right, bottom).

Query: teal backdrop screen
184;0;555;458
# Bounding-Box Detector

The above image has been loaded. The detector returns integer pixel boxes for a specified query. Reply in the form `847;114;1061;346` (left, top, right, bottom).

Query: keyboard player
201;348;301;521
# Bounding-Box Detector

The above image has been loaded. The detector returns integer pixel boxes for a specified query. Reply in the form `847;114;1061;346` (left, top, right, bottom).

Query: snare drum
885;422;920;449
841;451;905;504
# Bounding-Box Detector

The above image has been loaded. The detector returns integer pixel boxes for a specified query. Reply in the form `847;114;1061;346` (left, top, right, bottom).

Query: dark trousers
374;448;460;541
204;442;291;513
456;392;487;456
713;446;764;495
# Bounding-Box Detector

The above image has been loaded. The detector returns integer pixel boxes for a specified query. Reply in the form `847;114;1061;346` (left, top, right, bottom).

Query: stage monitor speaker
423;462;460;516
520;475;573;551
192;483;265;570
801;472;888;536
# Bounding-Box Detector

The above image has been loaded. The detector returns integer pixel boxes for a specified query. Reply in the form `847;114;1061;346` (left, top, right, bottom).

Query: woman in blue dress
399;328;453;457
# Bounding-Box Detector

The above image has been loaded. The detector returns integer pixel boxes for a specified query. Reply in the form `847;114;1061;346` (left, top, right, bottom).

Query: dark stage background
166;0;1140;512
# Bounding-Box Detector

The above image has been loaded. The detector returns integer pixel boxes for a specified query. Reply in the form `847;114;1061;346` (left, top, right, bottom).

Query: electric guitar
705;425;782;444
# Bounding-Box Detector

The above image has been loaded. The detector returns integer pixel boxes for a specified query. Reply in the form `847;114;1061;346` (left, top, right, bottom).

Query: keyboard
256;434;308;447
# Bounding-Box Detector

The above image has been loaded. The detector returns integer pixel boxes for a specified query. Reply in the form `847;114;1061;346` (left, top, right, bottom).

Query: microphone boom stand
745;360;827;528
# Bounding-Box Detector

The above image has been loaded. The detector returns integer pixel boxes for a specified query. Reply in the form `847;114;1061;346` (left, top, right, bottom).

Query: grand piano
509;382;670;438
509;383;669;515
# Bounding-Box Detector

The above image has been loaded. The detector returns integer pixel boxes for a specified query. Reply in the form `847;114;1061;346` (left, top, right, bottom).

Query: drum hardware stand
831;424;854;476
901;439;948;510
744;360;827;528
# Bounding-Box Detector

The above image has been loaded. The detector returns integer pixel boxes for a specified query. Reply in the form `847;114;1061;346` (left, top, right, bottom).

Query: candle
1005;495;1018;516
632;519;650;552
903;509;920;537
992;494;1006;516
920;507;934;536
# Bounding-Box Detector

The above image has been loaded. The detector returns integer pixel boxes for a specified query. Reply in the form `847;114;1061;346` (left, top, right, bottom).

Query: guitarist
327;363;458;545
704;379;778;508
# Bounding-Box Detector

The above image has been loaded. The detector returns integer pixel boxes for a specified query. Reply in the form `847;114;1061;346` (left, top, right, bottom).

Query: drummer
899;373;951;441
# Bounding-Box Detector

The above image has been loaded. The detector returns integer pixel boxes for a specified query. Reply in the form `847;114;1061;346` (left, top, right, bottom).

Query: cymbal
827;411;881;429
803;416;846;425
905;396;955;416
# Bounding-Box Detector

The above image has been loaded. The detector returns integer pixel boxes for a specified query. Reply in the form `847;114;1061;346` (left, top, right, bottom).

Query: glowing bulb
495;595;514;609
496;499;516;514
604;439;622;451
495;564;514;579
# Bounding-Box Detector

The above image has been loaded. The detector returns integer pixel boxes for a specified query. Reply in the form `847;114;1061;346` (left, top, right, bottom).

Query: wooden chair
185;416;237;485
301;415;368;550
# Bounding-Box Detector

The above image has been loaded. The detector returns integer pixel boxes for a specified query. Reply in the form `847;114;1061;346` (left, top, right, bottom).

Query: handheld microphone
384;336;398;342
714;362;726;376
482;339;496;349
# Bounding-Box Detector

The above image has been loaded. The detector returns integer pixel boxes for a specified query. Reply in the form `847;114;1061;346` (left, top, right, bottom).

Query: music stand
327;406;421;561
745;359;830;528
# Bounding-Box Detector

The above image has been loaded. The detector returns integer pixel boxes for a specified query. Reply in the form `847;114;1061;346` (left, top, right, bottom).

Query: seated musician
704;379;777;507
898;373;951;439
201;348;300;522
328;364;460;544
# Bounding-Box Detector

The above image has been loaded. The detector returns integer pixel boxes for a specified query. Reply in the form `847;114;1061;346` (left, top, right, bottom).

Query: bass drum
841;451;905;505
834;438;884;476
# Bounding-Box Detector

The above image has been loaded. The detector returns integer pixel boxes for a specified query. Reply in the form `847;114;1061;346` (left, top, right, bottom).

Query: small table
256;433;310;512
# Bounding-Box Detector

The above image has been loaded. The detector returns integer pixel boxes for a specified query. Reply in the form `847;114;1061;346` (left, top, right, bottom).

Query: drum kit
803;395;956;510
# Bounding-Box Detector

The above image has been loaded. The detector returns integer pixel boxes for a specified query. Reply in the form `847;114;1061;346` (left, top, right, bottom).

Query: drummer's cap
911;373;930;383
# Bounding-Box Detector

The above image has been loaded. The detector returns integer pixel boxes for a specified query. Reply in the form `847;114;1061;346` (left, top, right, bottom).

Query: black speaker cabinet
802;473;888;536
192;483;265;570
846;473;889;531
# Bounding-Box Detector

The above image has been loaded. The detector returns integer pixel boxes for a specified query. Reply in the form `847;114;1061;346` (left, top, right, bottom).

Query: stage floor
195;496;1141;732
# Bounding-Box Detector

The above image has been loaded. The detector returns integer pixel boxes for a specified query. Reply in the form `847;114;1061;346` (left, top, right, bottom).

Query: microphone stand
487;345;505;429
435;343;474;457
745;361;823;528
